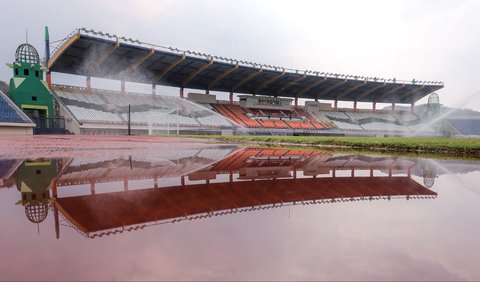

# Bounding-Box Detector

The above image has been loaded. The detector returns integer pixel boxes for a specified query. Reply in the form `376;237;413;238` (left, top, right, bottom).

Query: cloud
0;0;479;110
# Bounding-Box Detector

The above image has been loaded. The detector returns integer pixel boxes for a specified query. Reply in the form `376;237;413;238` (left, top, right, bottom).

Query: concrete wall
187;92;217;104
0;124;33;135
58;104;81;135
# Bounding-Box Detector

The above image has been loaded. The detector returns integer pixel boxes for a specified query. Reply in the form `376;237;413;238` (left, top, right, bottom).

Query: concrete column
373;102;376;112
90;181;95;195
332;168;336;177
229;171;233;183
294;97;298;107
351;169;355;177
370;168;374;177
293;169;297;179
392;102;396;112
353;101;357;112
229;92;233;105
152;84;156;96
411;102;415;113
46;73;52;88
334;100;338;111
407;168;411;178
121;80;126;93
54;204;60;240
206;89;210;94
86;76;91;92
52;179;58;198
180;87;184;98
124;179;128;191
181;175;185;186
388;168;393;177
154;177;158;188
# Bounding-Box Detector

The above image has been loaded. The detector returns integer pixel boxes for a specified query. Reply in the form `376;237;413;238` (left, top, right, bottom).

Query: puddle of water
1;144;479;280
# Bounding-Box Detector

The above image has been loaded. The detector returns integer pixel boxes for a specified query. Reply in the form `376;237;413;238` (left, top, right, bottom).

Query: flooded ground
1;136;479;281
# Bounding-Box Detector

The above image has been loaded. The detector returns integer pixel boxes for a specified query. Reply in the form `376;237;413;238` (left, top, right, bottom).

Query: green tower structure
7;43;54;122
15;159;57;225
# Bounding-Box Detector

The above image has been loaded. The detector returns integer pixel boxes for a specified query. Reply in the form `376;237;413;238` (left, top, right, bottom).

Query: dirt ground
0;135;233;159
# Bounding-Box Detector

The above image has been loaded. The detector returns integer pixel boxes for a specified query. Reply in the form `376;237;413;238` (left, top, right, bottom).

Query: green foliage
186;135;480;158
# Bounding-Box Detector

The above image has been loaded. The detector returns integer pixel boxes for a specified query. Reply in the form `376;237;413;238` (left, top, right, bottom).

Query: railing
31;117;67;134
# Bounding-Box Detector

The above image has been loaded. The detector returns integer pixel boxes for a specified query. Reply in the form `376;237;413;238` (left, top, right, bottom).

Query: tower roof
15;43;40;64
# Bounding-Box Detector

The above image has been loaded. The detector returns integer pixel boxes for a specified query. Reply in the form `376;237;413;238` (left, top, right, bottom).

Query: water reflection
1;148;463;240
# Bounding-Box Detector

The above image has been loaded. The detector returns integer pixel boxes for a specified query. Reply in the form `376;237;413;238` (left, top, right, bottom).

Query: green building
7;43;54;121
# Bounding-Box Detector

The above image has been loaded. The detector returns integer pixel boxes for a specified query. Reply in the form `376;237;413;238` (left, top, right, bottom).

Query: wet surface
1;142;480;281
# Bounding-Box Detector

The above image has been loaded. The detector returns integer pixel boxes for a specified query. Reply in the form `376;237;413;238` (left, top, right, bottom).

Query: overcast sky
1;0;479;110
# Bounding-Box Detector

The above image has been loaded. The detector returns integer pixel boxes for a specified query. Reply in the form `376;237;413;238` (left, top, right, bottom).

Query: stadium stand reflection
4;148;441;239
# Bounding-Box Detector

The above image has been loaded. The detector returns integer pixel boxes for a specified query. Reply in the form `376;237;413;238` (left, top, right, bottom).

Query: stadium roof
49;28;444;104
57;176;436;236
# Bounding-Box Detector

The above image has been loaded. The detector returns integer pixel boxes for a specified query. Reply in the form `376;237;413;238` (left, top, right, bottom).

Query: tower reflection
8;147;441;239
14;159;58;225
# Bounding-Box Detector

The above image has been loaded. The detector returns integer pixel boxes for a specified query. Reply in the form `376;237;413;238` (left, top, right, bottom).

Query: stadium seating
313;109;421;133
0;90;32;124
447;119;480;136
211;103;325;130
52;85;234;128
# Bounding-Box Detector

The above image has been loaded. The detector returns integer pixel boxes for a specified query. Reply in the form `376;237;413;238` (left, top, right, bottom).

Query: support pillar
407;168;411;178
121;80;125;94
90;181;96;195
353;101;357;112
52;179;58;198
314;97;318;102
154;177;158;188
332;168;336;177
351;169;355;177
181;175;185;186
206;179;210;185
334;100;338;111
293;169;297;179
180;87;184;98
54;203;60;239
388;168;393;177
370;168;374;177
373;102;376;112
411;102;415;113
46;73;52;88
229;92;233;105
152;84;156;96
294;97;298;107
86;76;91;92
229;171;233;183
124;179;128;191
206;89;210;94
391;102;396;112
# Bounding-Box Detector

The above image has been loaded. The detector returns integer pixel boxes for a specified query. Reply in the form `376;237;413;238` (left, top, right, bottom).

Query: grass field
188;135;480;157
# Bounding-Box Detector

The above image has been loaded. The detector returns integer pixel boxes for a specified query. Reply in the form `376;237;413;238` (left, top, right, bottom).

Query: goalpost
147;109;179;135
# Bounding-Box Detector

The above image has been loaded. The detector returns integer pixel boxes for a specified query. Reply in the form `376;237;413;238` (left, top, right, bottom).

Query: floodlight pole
45;26;52;87
176;108;179;135
127;104;131;135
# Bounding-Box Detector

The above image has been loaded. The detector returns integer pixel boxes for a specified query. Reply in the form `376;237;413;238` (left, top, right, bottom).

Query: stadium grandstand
9;148;439;239
1;27;446;136
52;84;236;135
444;117;480;137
